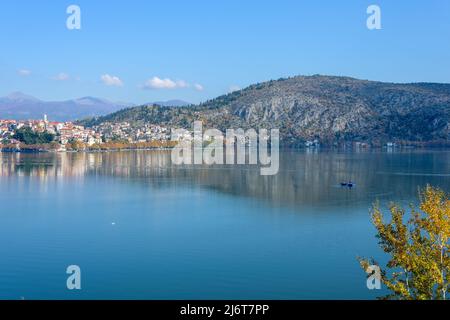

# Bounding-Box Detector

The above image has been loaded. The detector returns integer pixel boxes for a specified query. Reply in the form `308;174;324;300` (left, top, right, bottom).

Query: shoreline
0;146;175;154
1;145;450;154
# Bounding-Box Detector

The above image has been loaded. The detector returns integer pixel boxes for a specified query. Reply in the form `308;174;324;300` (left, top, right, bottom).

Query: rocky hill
81;75;450;146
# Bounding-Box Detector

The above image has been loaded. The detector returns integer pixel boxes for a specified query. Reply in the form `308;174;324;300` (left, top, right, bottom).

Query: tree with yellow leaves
359;185;450;299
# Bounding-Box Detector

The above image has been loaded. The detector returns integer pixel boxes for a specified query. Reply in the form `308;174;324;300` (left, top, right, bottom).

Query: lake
0;149;449;299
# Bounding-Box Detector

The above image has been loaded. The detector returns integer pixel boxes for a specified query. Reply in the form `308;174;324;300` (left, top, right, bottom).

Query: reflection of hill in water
1;150;449;207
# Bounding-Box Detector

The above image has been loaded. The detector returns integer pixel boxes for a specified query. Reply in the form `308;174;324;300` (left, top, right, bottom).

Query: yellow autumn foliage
359;185;450;300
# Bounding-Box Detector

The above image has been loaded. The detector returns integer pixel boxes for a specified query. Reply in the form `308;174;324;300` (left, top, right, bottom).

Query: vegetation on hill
13;127;55;144
79;75;450;146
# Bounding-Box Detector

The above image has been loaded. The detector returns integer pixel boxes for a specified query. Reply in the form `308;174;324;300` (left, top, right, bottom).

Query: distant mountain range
81;75;450;146
0;92;190;122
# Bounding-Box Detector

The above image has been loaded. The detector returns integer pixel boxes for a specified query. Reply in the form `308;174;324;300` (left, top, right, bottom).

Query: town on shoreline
0;115;178;152
1;115;447;153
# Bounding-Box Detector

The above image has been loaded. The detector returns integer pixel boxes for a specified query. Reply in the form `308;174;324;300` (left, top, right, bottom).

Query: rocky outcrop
82;75;450;146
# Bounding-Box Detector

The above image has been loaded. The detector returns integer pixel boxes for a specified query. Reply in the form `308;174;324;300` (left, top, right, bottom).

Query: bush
13;127;55;145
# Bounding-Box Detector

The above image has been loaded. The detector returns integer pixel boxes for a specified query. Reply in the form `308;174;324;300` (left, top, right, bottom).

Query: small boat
340;181;355;188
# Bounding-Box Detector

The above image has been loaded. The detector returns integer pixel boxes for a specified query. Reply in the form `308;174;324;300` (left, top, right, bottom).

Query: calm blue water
0;150;449;300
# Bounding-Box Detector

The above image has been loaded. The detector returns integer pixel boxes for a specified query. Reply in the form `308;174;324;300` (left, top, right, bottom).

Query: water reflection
1;150;449;207
0;149;449;300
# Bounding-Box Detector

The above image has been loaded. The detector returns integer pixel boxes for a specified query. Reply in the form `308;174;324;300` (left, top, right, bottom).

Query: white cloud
229;85;241;93
176;80;189;88
101;74;124;87
141;77;204;91
142;77;193;90
142;77;177;89
52;73;70;81
18;69;31;76
194;83;204;91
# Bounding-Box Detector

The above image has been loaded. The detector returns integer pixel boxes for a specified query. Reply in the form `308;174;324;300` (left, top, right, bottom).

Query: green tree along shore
13;127;55;145
360;185;450;300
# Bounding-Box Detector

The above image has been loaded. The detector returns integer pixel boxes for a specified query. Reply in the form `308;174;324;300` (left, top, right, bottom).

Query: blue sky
0;0;449;104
